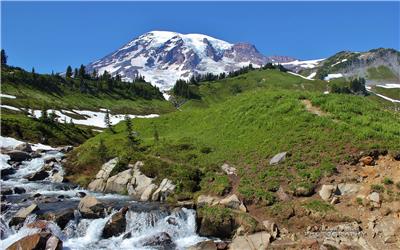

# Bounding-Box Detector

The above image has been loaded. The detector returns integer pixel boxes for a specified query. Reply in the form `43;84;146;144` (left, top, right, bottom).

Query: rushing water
0;138;206;249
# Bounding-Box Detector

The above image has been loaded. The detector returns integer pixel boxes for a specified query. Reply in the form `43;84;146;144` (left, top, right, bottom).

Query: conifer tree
66;66;73;78
104;109;113;132
1;49;7;65
98;139;108;163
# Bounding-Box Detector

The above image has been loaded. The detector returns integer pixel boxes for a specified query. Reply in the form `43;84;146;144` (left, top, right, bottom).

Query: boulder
9;204;39;227
15;143;32;153
1;188;13;195
229;231;271;250
269;152;287;165
293;185;314;197
7;150;31;162
219;194;246;212
44;157;58;164
40;208;75;229
318;185;336;201
221;163;237;176
198;213;238;239
141;232;174;248
78;195;105;218
197;195;221;208
13;187;26;194
26;169;49;181
76;191;87;198
187;240;217;250
87;158;119;192
6;232;62;250
337;183;360;195
151;178;175;201
87;179;106;192
368;192;380;206
0;167;16;179
140;183;158;201
51;173;63;183
127;163;154;198
105;169;132;194
276;187;290;201
373;216;400;243
102;207;129;238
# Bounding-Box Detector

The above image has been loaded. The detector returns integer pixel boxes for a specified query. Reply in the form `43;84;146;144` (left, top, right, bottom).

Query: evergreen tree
74;68;78;78
91;69;98;80
124;114;138;145
78;64;86;79
1;49;7;65
104;109;113;132
40;108;48;122
66;66;73;78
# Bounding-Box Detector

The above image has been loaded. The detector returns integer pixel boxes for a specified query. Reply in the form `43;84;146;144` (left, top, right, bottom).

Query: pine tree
40;108;48;122
125;114;139;145
78;64;86;79
66;66;73;78
74;68;78;78
1;49;7;65
104;109;113;132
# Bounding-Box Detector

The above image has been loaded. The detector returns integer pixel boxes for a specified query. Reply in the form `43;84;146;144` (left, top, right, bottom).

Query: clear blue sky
2;1;399;73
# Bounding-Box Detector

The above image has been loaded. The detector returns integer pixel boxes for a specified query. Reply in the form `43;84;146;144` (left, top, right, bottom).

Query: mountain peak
87;31;291;90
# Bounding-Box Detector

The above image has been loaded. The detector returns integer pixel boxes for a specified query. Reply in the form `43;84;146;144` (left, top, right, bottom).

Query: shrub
371;184;385;193
383;177;394;185
302;200;335;213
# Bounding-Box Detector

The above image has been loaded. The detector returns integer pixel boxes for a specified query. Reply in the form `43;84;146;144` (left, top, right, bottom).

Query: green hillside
67;68;400;202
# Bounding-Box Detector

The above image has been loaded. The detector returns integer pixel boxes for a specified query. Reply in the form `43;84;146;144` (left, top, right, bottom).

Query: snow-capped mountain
87;31;295;90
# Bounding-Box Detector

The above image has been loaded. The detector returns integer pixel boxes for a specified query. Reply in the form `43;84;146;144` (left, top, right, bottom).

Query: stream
0;136;206;249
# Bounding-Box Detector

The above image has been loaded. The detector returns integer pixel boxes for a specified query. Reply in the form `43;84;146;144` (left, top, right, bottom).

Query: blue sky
2;1;399;73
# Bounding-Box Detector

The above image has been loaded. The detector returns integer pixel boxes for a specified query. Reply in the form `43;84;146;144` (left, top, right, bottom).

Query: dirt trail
301;99;327;116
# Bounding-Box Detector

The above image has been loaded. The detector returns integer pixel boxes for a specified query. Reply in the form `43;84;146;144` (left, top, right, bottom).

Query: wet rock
46;235;63;250
187;240;217;250
15;143;32;153
26;169;49;181
269;152;287;165
102;207;129;238
13;187;26;194
44;157;58;164
78;195;105;218
319;184;336;201
76;191;86;198
198;213;238;239
359;156;374;166
142;232;174;247
197;195;220;208
0;167;16;179
221;163;237;176
1;188;13;196
51;172;63;183
151;178;175;201
33;193;42;198
7;150;31;162
105;169;132;194
40;209;74;229
57;145;73;153
229;231;271;250
30;152;42;158
167;217;178;226
6;233;55;250
9;203;39;227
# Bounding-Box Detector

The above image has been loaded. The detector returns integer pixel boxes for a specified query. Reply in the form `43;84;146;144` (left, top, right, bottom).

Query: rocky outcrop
151;178;175;201
127;161;155;199
105;169;132;194
229;231;271;250
102;207;129;238
219;194;246;212
197;195;221;208
88;158;119;192
78;195;105;218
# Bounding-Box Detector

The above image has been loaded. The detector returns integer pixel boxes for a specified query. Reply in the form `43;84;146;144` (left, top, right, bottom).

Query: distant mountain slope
87;31;295;90
296;48;400;83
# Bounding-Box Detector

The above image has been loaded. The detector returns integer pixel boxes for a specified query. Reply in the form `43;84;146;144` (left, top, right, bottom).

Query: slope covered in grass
67;69;400;200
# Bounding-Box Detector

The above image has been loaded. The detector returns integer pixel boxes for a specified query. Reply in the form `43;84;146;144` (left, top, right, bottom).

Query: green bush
371;184;385;193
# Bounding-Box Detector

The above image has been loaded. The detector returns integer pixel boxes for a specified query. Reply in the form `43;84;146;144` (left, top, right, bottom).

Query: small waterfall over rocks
0;136;206;249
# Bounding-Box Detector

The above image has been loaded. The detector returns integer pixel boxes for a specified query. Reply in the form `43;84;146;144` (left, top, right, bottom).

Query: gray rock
262;220;279;240
78;195;105;218
221;163;237;175
219;194;246;212
140;183;158;201
7;150;31;162
26;169;49;181
269;152;287;165
151;178;175;201
319;184;336;201
105;169;132;194
9;204;39;226
15;143;32;153
187;240;217;250
368;192;380;204
337;183;360;195
229;231;271;250
373;216;400;243
87;158;119;192
197;195;220;208
87;179;106;192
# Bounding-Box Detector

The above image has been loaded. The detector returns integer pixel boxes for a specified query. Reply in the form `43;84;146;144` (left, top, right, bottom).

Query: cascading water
0;136;207;249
